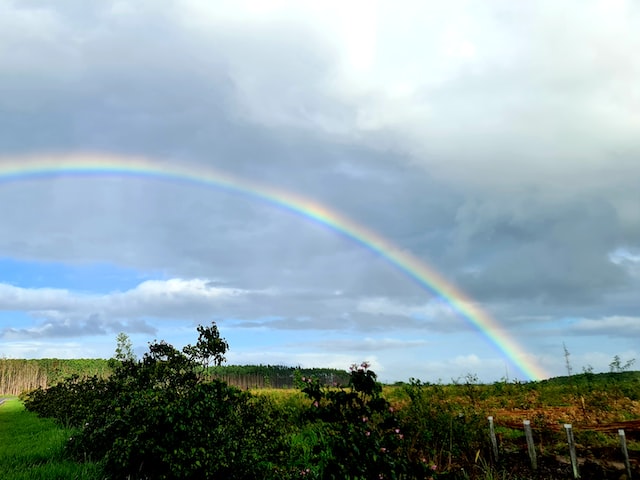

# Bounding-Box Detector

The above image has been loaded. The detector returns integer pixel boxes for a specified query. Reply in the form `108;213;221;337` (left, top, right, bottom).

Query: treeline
0;359;112;396
536;370;640;403
209;364;350;389
540;369;640;388
0;358;349;395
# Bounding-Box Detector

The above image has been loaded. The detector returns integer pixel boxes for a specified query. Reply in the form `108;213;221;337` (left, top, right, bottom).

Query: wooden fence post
523;420;537;471
564;424;579;479
488;416;499;462
619;429;632;479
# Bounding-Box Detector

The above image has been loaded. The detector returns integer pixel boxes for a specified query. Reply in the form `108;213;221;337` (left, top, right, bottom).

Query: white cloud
0;341;98;359
609;248;640;279
0;279;256;339
569;316;640;337
0;283;76;309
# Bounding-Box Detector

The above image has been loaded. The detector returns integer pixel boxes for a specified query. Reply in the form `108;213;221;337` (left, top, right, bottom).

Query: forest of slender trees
0;358;349;395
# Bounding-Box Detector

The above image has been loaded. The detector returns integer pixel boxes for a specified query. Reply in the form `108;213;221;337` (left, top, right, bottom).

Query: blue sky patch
0;257;159;293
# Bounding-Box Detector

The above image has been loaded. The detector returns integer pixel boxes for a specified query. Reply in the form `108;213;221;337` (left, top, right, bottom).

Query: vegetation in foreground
12;324;640;479
19;324;449;479
0;397;104;480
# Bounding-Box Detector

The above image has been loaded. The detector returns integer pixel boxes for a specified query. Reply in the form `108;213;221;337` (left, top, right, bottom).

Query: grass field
0;397;104;480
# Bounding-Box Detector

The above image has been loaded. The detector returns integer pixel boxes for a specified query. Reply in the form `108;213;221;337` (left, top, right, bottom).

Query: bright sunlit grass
0;397;104;480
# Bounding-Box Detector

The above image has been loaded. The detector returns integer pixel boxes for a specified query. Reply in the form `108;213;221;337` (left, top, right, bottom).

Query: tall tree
114;332;136;362
183;322;229;370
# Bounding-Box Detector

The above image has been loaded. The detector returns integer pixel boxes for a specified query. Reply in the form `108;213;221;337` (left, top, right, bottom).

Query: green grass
0;397;104;480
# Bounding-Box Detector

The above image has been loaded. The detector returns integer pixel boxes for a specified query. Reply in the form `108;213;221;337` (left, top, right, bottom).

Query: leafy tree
182;322;229;371
113;332;136;363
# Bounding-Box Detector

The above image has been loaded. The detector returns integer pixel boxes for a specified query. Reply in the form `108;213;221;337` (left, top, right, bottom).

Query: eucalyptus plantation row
0;356;349;395
0;359;48;396
22;323;488;479
0;358;112;396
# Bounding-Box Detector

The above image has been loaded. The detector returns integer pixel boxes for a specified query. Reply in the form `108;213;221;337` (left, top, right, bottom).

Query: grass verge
0;397;104;480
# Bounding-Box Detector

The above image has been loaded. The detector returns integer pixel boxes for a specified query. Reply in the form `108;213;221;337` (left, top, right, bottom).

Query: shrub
398;379;487;469
22;374;111;428
25;322;291;479
294;362;435;479
69;380;287;479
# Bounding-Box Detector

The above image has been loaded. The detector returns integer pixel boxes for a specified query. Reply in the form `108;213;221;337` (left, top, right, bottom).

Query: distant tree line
0;359;112;396
209;365;350;389
0;357;349;395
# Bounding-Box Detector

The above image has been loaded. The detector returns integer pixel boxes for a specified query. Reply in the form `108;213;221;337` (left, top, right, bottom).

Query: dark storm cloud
451;194;630;302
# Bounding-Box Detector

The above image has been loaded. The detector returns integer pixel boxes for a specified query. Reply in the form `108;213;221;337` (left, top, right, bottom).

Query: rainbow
0;152;548;380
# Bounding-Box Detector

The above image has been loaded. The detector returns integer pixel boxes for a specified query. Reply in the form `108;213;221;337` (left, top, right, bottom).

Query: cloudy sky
1;0;639;382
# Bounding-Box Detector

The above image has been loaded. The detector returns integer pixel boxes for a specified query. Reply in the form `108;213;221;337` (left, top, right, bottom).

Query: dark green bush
294;362;435;479
22;374;111;428
24;323;291;479
69;380;287;479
